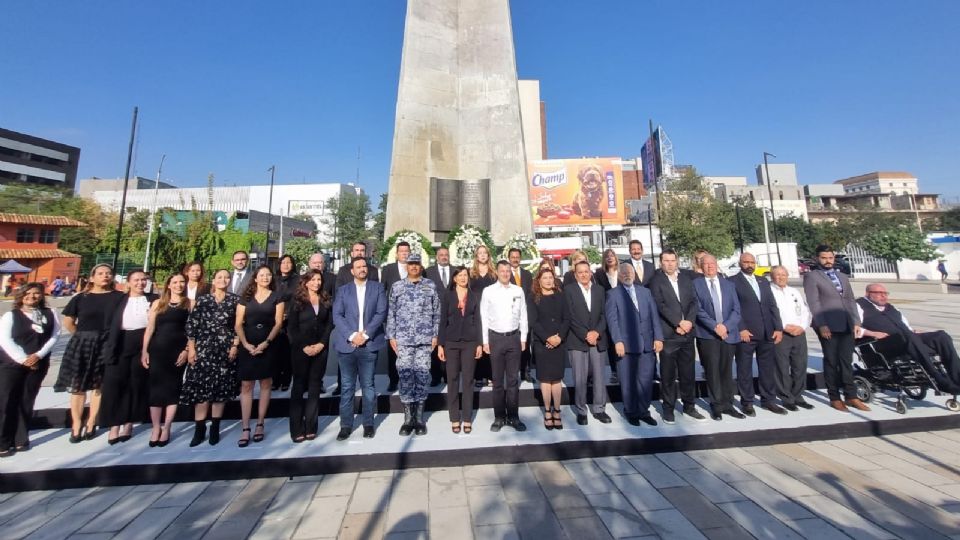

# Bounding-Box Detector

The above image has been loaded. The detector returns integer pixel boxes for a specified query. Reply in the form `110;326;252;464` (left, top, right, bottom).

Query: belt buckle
255;323;265;329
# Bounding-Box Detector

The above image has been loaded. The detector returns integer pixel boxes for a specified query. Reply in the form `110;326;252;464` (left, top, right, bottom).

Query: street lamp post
762;152;782;265
143;154;165;271
113;106;139;271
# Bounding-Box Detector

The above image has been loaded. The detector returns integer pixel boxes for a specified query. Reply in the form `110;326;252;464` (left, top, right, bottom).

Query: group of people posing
2;238;958;456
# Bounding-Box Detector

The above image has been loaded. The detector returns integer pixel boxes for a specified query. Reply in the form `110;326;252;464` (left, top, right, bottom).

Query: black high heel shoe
252;422;265;443
157;426;171;448
238;428;252;448
83;426;97;441
69;427;84;444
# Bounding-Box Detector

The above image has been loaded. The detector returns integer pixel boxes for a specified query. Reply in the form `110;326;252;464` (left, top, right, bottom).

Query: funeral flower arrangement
446;225;495;267
379;229;434;263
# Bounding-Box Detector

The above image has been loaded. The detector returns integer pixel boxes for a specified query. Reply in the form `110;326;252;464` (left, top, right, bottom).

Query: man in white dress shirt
480;260;528;432
769;266;814;411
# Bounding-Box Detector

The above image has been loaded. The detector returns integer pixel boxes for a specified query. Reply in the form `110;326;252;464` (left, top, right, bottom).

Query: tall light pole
143;154;165;271
762;152;782;265
264;165;276;262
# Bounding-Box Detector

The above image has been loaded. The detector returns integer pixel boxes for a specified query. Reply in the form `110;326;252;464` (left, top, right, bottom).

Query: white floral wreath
499;233;541;272
448;226;492;267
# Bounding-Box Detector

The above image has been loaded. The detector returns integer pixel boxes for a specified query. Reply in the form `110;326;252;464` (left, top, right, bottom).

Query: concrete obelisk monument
384;0;533;245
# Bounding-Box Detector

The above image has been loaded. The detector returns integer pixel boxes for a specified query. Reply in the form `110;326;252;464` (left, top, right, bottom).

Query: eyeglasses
866;291;889;295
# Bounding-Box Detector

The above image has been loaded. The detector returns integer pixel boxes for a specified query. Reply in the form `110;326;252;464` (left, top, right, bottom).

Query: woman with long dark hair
55;263;124;442
0;283;60;456
437;266;482;434
182;269;240;446
183;262;209;302
235;265;285;447
272;254;298;392
528;268;568;430
100;270;157;444
594;248;621;292
286;269;333;442
141;273;191;446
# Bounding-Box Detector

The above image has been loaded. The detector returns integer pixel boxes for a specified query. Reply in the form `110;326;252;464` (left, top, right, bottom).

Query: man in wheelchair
856;284;960;394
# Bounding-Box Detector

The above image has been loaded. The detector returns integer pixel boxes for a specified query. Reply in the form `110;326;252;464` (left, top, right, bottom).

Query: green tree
322;191;372;257
658;168;736;259
938;207;960;231
282;237;323;269
860;224;938;280
582;245;601;264
774;215;817;257
370;193;388;255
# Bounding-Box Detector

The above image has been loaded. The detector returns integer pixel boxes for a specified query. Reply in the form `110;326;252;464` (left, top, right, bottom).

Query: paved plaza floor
2;428;960;539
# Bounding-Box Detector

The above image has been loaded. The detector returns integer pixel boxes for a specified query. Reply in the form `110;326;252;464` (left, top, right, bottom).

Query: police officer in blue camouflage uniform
386;252;441;436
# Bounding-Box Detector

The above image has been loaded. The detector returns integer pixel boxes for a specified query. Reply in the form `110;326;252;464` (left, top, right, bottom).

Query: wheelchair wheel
854;376;873;403
896;399;907;415
947;399;960;412
904;386;927;401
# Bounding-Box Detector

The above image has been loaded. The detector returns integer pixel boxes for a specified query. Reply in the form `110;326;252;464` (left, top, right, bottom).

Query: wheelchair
852;334;960;415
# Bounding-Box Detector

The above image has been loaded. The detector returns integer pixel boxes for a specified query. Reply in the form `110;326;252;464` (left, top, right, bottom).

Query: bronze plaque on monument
429;177;491;233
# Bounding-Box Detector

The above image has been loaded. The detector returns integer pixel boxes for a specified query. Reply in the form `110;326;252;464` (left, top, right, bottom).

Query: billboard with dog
527;158;626;226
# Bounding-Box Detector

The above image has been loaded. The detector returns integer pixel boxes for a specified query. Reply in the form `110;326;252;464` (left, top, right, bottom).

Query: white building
834;171;919;196
79;178;360;244
755;163;799;186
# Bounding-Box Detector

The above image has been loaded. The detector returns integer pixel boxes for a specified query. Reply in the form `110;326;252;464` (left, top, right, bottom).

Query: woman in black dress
469;245;496;388
272;254;298;392
56;263;125;442
235;265;285;447
182;269;240;446
594;249;621;292
286;269;332;442
100;270;156;445
528;268;568;430
0;283;60;456
141;273;191;446
438;266;482;434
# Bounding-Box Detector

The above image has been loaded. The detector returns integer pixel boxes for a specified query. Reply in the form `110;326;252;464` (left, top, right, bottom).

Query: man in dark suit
730;252;786;416
380;241;412;393
693;254;744;421
565;260;612;425
606;263;663;426
228;250;254;295
508;248;535;382
332;256;388;441
649;248;705;423
336;241;380;288
425;246;452;386
308;252;337;299
627;240;656;287
804;244;869;412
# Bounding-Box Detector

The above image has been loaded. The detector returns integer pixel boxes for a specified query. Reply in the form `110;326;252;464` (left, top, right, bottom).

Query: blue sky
2;1;958;199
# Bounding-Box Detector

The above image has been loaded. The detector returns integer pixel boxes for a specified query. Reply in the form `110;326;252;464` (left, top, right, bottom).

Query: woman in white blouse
99;270;157;445
0;282;60;456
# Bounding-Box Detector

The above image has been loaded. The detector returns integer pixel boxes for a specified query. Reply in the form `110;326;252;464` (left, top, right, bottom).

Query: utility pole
143;154;165;271
113;106;139;270
762;152;782;265
264;165;276;262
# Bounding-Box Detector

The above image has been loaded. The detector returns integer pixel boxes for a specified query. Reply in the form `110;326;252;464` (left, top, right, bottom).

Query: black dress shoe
387;382;398;393
639;414;658;427
662;409;676;425
592;412;613;424
626;416;641;426
83;427;97;440
762;403;788;415
0;447;14;458
741;404;756;417
363;426;376;438
683;407;707;422
118;434;132;443
576;414;588;426
724;409;746;419
490;417;506;432
710;408;723;421
796;400;814;410
69;430;83;444
336;427;352;441
506;418;527;432
784;403;799;412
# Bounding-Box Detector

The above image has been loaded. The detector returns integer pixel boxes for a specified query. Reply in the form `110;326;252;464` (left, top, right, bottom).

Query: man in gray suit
228;250;254;295
803;244;870;412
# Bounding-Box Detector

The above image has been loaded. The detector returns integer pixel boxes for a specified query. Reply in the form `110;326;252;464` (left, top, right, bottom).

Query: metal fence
844;244;896;277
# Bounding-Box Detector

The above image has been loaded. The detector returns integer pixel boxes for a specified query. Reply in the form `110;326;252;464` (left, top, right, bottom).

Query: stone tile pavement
4;429;960;539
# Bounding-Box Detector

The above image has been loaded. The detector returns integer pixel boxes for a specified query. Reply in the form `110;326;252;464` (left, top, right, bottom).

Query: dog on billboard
572;164;604;218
